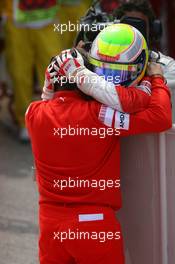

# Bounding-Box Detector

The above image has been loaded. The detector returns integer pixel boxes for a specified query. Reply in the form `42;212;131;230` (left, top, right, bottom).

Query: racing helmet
88;23;149;86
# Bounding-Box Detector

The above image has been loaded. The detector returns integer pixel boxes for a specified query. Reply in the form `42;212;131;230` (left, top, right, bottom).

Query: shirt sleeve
25;101;43;135
95;77;172;136
115;77;151;113
159;52;175;89
76;68;151;113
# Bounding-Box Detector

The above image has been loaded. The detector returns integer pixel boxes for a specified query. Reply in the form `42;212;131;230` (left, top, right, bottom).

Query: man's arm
52;49;152;113
25;101;43;137
160;53;175;89
96;76;172;135
76;67;151;113
150;51;175;89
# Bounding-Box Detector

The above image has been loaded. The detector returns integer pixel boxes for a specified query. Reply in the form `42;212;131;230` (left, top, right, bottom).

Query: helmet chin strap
129;68;147;87
129;79;139;87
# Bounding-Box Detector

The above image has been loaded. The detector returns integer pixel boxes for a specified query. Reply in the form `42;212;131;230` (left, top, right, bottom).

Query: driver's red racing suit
26;76;172;264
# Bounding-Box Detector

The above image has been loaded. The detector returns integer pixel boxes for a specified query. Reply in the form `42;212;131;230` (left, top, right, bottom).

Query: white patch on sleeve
137;80;152;95
78;213;104;222
115;112;130;130
99;105;115;127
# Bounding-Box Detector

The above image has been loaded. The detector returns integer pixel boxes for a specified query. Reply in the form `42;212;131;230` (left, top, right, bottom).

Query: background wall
118;116;175;263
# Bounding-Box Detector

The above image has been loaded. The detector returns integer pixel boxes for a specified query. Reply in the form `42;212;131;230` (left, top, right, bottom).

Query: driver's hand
147;62;164;76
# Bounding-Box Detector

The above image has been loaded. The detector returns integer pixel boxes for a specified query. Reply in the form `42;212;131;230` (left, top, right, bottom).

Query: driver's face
123;11;150;40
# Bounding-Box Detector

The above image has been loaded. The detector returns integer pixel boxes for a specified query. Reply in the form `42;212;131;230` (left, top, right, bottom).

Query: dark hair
54;82;92;100
114;0;156;25
54;82;77;92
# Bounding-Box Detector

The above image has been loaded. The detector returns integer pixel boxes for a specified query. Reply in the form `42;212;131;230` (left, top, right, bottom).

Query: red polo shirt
26;78;171;211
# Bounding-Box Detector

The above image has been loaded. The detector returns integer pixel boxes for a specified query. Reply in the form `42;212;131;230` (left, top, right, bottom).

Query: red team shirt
26;77;172;212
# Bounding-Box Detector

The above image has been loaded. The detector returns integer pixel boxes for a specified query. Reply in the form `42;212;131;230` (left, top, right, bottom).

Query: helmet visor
89;50;147;86
93;65;140;86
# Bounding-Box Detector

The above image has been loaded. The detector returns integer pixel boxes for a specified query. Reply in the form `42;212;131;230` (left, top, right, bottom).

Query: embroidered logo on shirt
59;97;65;102
115;112;130;130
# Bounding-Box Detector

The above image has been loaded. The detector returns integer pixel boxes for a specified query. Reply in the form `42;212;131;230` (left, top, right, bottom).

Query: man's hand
147;62;164;76
41;49;85;100
41;63;58;100
53;49;85;79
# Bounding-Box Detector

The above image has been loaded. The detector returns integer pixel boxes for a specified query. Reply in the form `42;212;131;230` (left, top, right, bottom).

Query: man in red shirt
26;25;172;264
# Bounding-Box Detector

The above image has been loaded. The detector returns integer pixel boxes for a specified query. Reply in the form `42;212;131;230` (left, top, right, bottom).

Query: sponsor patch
115;112;130;130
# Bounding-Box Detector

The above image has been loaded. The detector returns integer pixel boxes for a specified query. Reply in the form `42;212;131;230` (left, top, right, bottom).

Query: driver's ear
76;40;85;49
